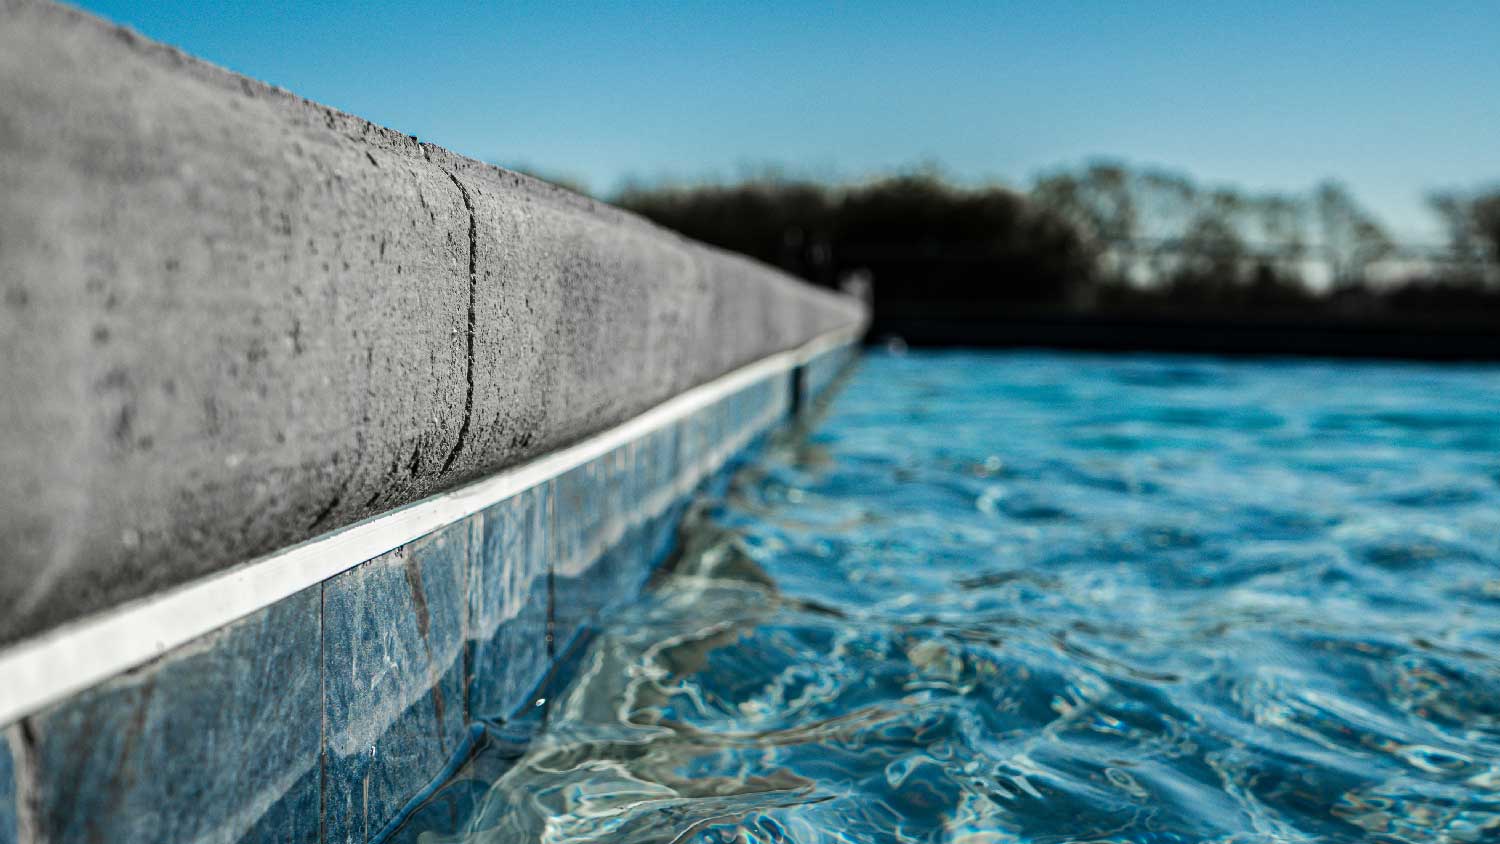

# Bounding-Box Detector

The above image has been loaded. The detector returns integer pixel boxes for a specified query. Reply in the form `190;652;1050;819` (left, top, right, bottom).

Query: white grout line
0;326;862;726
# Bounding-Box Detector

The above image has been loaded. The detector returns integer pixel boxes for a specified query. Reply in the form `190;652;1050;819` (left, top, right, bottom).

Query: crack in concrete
423;149;479;478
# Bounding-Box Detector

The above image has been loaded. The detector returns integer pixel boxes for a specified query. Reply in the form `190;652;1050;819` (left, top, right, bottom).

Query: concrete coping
0;0;867;653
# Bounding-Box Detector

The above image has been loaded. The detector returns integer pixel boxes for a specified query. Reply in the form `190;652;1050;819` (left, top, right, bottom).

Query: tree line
608;163;1500;325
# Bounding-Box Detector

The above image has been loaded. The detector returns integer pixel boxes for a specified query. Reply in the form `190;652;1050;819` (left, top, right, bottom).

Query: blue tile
645;493;691;572
673;414;695;484
696;398;739;501
376;724;531;844
604;445;632;535
679;405;709;482
707;378;783;495
731;383;749;436
693;408;724;496
552;457;604;587
621;437;646;528
0;727;16;844
730;381;755;441
620;426;673;574
552;450;654;648
743;382;761;434
468;483;551;724
25;586;322;844
640;423;683;568
550;459;598;649
802;344;857;406
768;374;792;424
711;391;732;458
679;404;712;494
653;420;683;501
741;376;787;448
613;444;655;595
322;520;471;844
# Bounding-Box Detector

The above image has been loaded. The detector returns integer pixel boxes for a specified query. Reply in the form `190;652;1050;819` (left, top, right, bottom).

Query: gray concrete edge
0;0;868;646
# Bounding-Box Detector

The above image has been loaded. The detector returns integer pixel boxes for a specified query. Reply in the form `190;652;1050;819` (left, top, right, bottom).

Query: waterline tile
469;483;552;724
322;521;471;844
23;587;322;844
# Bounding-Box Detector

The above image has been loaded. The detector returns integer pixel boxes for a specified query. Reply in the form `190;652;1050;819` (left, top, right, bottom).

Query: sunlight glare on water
421;350;1500;844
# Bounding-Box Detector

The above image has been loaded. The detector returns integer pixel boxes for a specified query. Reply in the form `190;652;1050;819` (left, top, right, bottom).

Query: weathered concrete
0;0;865;646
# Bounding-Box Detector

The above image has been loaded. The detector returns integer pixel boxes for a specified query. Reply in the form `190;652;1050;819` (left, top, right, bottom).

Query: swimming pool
413;350;1500;843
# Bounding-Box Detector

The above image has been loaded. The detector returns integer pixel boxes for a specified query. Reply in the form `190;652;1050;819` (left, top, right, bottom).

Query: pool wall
0;2;865;842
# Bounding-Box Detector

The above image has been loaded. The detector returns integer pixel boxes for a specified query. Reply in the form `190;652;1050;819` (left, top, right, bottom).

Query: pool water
423;350;1500;843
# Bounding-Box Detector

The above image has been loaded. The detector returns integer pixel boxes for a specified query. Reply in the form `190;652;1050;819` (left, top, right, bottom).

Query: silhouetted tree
616;173;1099;320
1428;187;1500;285
1479;192;1500;264
1033;162;1138;280
614;165;1500;328
1315;181;1393;289
616;179;834;283
834;175;1095;309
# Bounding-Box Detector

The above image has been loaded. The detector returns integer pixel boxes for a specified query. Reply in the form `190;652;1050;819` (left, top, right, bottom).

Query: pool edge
0;337;860;844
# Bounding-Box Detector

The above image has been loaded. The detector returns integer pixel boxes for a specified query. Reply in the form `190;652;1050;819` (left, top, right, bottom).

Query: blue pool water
426;351;1500;843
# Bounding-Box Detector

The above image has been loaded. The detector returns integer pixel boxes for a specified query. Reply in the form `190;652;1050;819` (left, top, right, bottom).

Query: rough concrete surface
0;0;866;646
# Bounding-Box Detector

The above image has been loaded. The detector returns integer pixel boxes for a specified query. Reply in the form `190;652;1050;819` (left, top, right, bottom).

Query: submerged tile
640;424;685;570
377;723;532;844
24;586;322;844
552;450;654;649
323;520;472;844
803;345;856;406
677;405;709;485
550;377;791;650
0;726;16;844
645;415;682;507
469;483;552;724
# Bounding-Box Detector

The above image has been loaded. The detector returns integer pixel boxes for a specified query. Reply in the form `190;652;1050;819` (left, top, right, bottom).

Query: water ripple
422;351;1500;844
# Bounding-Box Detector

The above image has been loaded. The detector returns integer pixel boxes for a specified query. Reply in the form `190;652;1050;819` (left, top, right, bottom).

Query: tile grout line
317;581;327;844
8;721;41;844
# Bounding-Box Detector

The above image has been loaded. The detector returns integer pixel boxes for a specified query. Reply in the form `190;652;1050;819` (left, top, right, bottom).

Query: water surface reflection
422;351;1500;843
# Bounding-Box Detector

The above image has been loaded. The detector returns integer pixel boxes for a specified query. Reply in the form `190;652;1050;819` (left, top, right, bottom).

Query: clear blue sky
72;1;1500;243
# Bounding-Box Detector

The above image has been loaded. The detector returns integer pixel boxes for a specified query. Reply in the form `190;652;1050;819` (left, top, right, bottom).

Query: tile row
802;343;860;408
